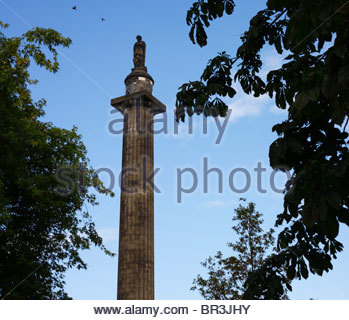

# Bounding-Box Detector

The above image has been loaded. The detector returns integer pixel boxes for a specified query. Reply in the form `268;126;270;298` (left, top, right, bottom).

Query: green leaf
287;266;296;280
300;261;309;279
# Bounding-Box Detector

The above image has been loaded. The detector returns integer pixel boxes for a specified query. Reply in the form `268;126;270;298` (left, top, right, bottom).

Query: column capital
111;90;166;115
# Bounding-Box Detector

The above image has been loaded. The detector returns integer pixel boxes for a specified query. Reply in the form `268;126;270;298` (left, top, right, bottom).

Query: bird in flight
72;6;77;10
101;18;105;21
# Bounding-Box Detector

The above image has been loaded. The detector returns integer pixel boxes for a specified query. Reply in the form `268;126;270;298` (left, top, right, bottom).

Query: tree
192;199;288;299
0;22;113;299
176;0;349;298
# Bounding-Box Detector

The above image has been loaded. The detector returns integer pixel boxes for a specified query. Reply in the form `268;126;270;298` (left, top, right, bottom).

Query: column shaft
117;99;154;300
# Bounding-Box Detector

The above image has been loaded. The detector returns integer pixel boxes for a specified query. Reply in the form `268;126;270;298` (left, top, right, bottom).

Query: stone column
111;36;166;300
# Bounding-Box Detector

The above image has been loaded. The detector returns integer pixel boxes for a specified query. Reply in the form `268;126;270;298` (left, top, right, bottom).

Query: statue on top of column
133;35;146;68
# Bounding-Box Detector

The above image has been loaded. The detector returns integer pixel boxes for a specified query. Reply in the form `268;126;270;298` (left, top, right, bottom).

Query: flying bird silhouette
72;6;77;10
101;18;105;21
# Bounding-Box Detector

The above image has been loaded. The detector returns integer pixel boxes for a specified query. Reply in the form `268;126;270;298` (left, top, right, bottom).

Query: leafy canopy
0;22;113;299
191;199;288;299
177;0;349;298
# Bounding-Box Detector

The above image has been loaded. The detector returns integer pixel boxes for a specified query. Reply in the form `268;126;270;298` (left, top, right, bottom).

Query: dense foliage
0;22;113;299
177;0;349;298
192;200;289;299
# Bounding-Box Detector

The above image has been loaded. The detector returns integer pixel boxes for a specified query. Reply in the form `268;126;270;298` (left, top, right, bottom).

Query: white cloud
228;90;272;122
262;53;284;76
269;104;288;115
205;200;235;208
97;227;118;242
225;50;287;122
159;51;285;127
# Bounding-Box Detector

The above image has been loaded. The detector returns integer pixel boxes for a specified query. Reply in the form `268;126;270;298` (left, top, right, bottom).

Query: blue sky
1;0;348;299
